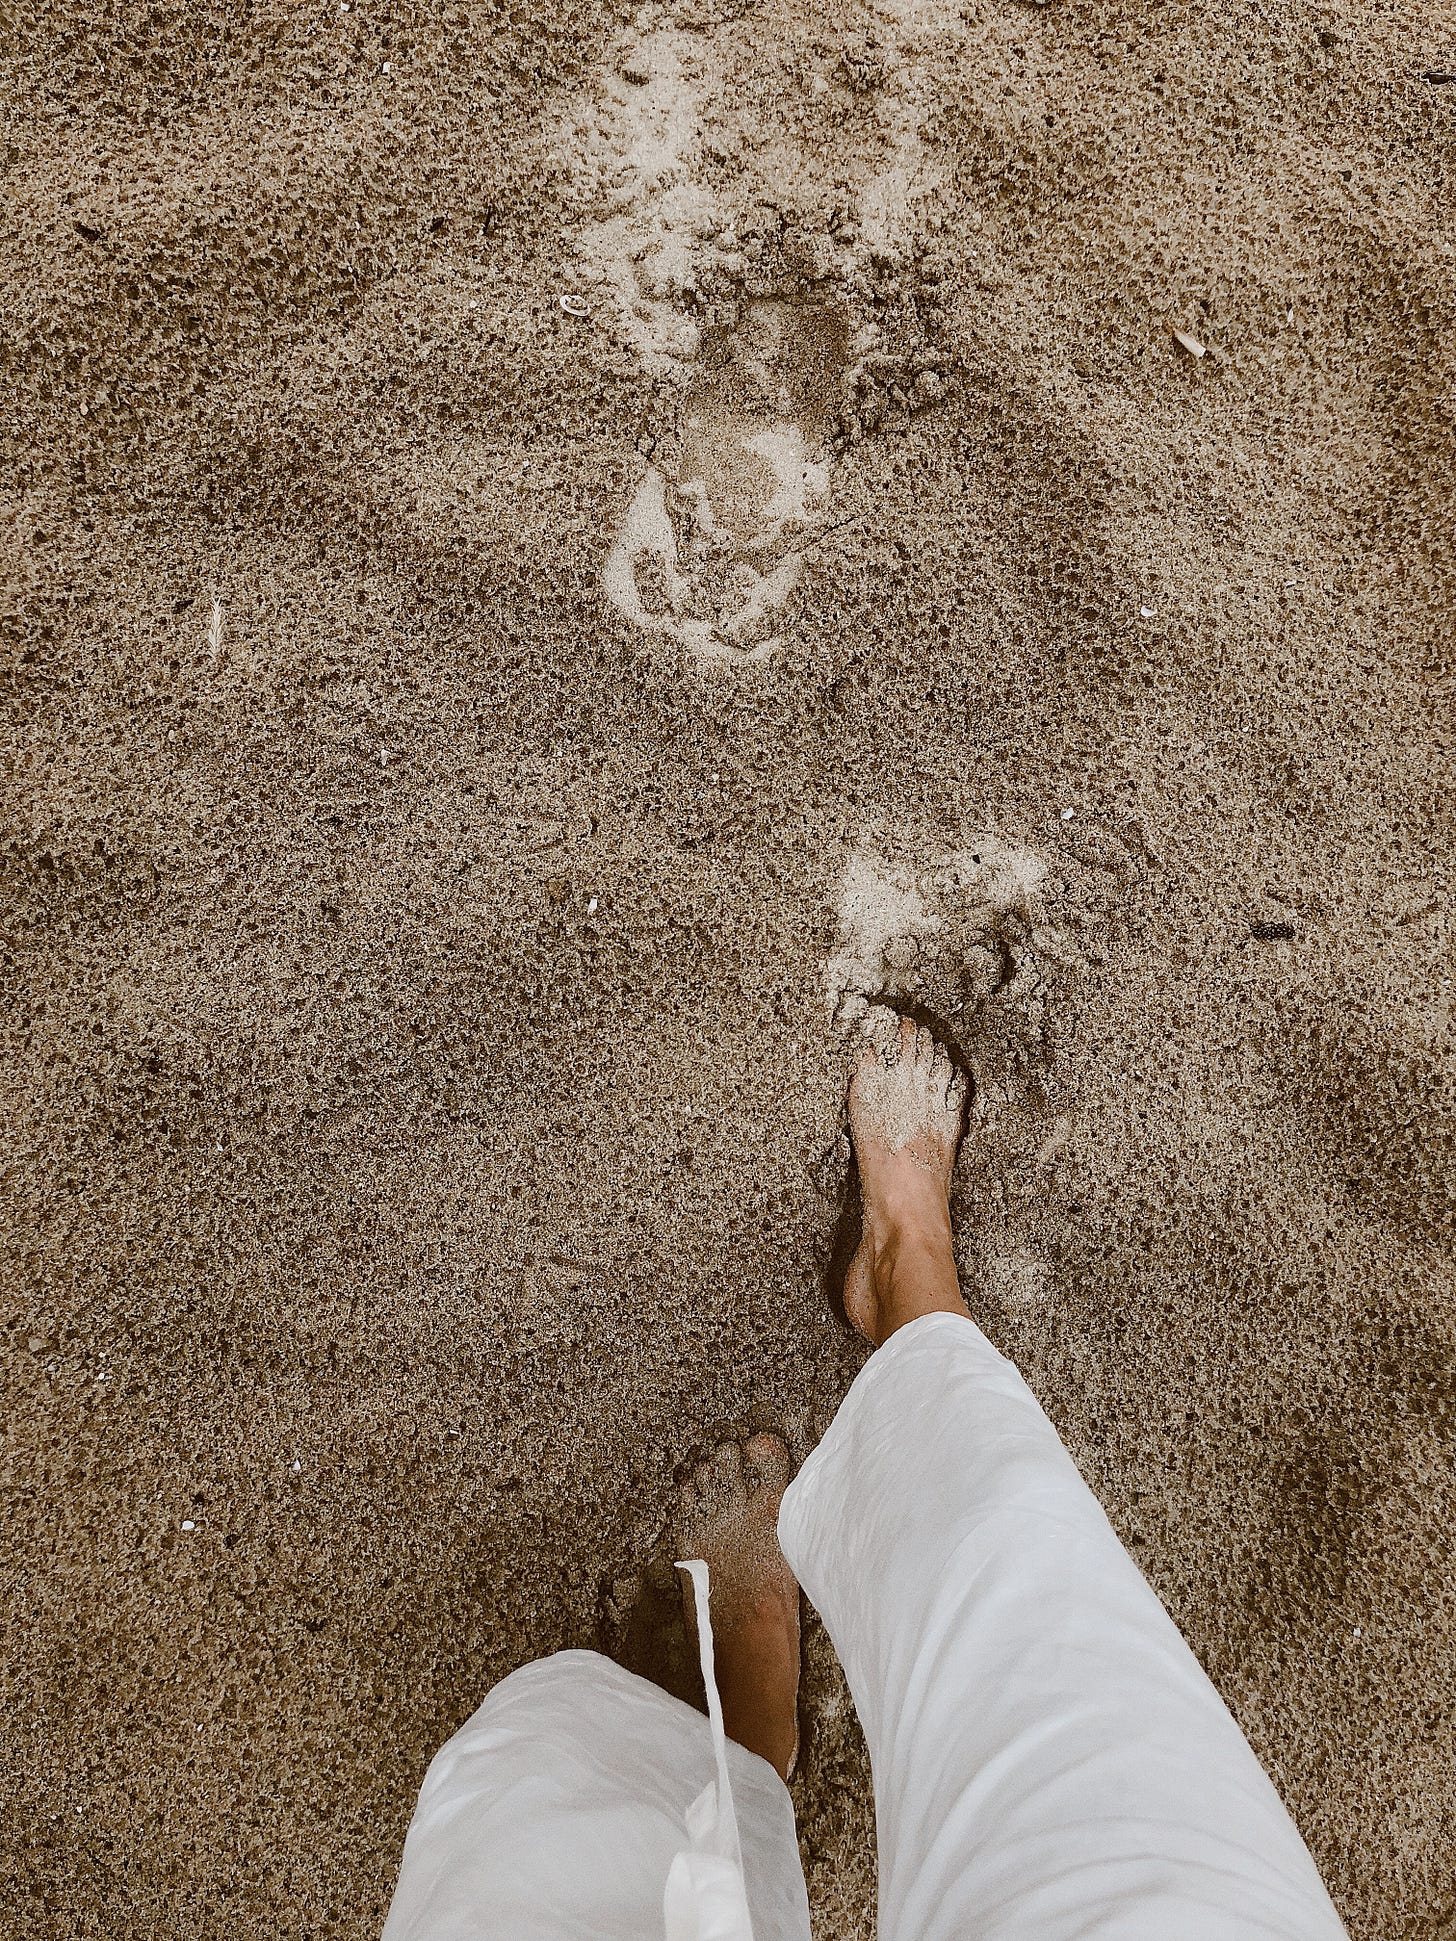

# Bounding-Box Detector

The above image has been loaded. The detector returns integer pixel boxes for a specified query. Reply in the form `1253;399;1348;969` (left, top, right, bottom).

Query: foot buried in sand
844;1010;969;1347
676;1434;801;1782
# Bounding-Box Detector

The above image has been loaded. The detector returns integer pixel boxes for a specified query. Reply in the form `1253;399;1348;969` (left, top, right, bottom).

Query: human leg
675;1433;802;1782
381;1649;809;1941
381;1434;809;1941
777;1017;1348;1941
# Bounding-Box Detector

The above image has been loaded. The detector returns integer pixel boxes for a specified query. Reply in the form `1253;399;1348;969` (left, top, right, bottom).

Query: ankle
868;1180;953;1275
715;1594;800;1781
868;1217;962;1347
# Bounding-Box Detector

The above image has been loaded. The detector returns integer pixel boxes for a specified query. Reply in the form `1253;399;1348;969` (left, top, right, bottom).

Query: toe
915;1024;936;1069
930;1044;951;1088
897;1015;917;1063
745;1432;792;1497
850;1036;880;1091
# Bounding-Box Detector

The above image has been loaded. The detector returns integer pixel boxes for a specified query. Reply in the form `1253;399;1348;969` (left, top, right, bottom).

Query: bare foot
675;1434;800;1781
844;1011;969;1347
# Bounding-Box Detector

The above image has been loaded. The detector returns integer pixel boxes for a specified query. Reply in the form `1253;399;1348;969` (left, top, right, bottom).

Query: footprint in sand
826;837;1074;1029
602;300;844;661
558;1;966;664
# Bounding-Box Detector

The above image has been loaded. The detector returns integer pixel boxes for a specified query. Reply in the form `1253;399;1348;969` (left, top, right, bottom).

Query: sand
3;0;1455;1933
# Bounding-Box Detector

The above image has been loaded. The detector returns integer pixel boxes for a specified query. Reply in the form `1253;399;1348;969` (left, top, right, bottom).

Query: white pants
382;1314;1348;1940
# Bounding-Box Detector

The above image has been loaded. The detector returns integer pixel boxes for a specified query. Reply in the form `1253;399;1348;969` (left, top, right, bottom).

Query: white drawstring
662;1560;757;1941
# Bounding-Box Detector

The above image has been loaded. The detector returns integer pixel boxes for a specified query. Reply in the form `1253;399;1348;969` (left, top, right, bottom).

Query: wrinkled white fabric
777;1311;1348;1941
379;1650;807;1941
383;1309;1347;1941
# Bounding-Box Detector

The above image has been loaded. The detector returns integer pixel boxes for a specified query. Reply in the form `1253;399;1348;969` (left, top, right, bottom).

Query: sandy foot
844;1011;968;1343
675;1433;800;1781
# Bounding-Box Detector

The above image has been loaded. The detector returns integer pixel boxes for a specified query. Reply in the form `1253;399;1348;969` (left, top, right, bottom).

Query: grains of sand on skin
852;1022;957;1154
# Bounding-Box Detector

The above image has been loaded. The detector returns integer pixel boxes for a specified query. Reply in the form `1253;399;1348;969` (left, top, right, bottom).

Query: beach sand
3;0;1454;1932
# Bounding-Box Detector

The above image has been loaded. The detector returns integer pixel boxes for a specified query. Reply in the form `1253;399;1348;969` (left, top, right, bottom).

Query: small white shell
559;294;589;317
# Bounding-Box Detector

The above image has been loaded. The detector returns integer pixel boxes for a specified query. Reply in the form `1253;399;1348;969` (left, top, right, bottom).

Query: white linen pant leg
777;1310;1349;1941
380;1649;811;1941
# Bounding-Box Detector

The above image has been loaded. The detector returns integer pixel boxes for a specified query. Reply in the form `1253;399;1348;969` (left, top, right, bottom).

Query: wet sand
3;0;1454;1933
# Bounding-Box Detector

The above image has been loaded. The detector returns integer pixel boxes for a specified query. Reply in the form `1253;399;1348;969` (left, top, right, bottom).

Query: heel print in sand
559;2;964;663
